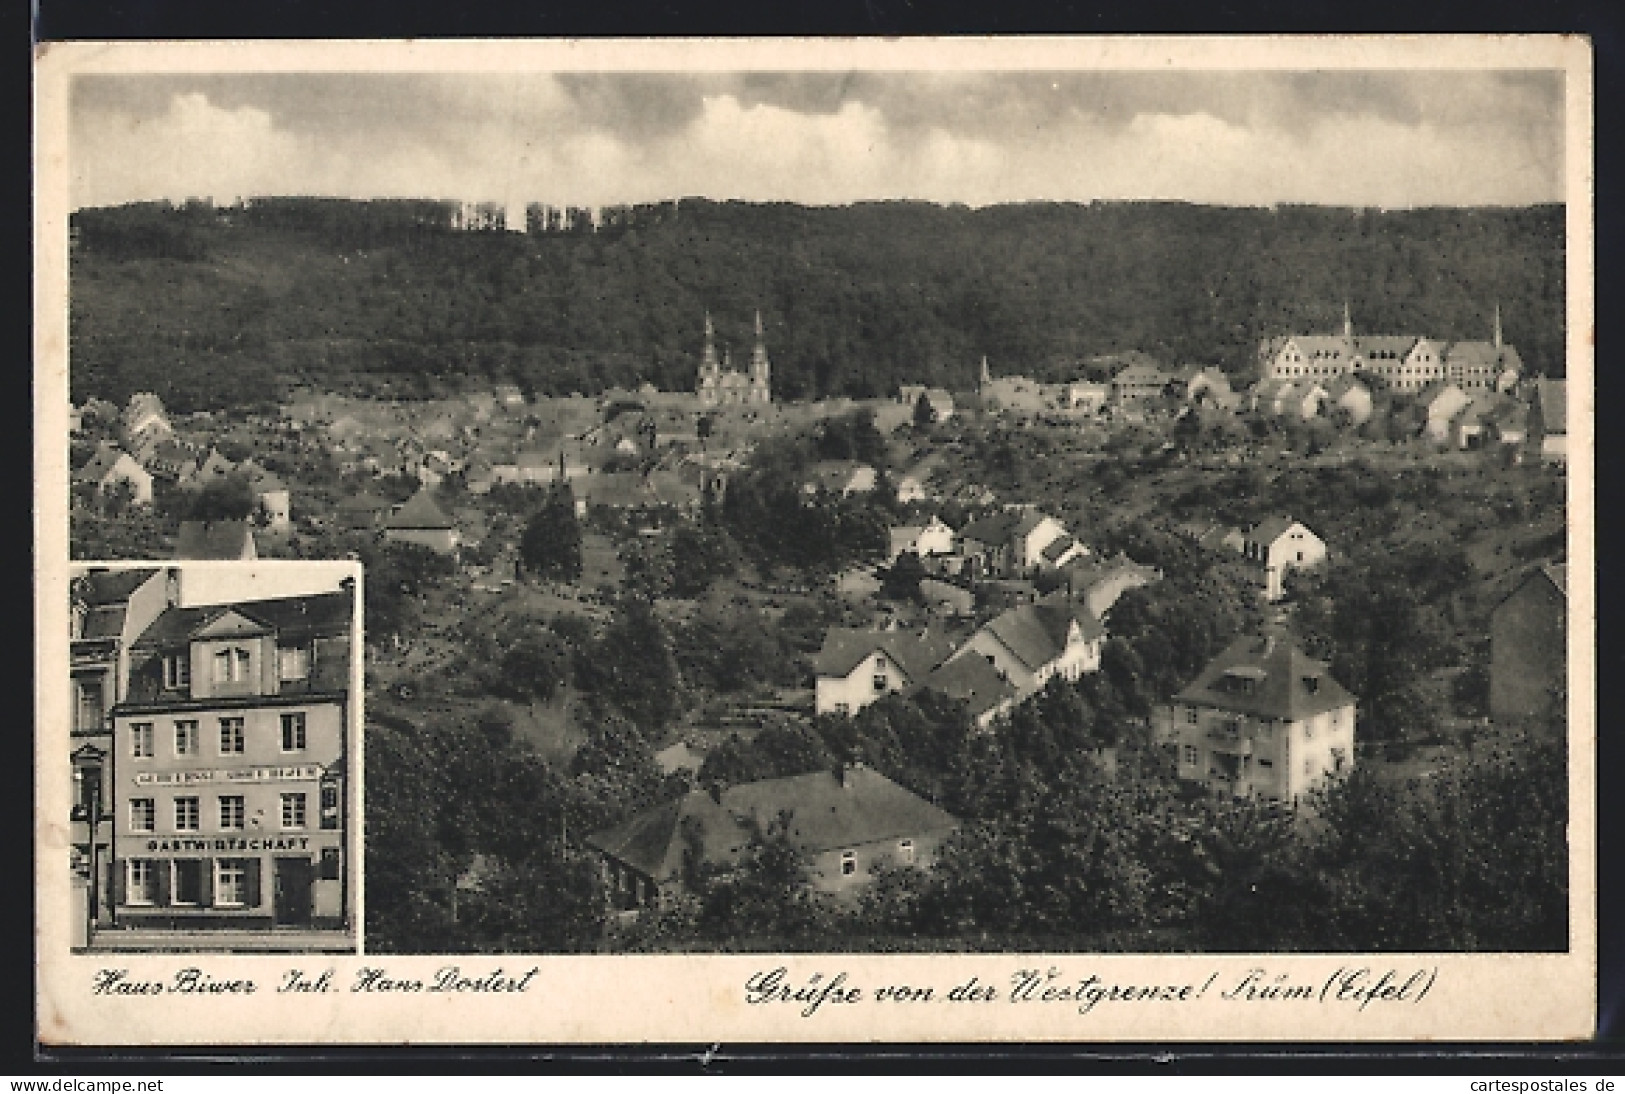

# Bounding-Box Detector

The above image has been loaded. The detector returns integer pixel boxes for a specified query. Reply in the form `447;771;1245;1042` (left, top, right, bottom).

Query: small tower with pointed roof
1493;302;1504;350
749;309;772;405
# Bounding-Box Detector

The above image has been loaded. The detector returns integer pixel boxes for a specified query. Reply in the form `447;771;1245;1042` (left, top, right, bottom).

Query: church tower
697;311;721;407
1342;300;1354;341
749;309;772;404
1493;302;1503;350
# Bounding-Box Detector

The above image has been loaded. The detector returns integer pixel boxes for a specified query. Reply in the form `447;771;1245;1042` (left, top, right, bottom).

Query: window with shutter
244;858;262;908
154;859;171;906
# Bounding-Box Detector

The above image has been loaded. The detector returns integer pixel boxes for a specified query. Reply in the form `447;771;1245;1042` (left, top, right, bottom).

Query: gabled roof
980;592;1104;673
175;520;256;560
1324;375;1371;400
812;628;955;683
73;445;129;484
130;589;353;652
586;767;958;881
960;508;1053;546
1289;336;1351;360
1174;629;1355;721
918;655;1018;722
1113;363;1170;386
336;491;393;514
385;489;455;530
75;567;161;607
1352;335;1416;357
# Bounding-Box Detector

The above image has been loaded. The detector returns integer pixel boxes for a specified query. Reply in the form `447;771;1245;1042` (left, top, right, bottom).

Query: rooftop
1173;629;1355;721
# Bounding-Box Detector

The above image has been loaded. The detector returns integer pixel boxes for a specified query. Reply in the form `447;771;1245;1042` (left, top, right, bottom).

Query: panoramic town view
63;69;1571;955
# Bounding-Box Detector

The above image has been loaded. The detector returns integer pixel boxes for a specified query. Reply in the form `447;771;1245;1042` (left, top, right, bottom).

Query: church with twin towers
696;311;773;408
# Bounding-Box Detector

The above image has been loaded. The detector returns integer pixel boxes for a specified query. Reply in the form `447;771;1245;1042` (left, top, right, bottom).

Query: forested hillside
69;198;1565;412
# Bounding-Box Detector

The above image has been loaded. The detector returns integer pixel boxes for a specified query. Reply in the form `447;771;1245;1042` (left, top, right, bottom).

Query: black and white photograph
35;36;1594;1044
67;562;361;953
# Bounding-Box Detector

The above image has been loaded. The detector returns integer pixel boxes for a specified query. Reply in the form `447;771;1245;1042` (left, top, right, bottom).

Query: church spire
1493;302;1503;350
980;355;991;389
701;310;720;375
1342;300;1353;341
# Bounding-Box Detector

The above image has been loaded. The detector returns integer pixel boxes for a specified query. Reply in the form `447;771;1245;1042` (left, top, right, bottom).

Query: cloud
66;71;1566;211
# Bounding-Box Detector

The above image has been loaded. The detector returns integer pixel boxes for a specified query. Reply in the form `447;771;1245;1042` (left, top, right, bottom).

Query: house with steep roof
73;445;154;508
1419;383;1473;443
1154;628;1357;802
894;453;944;504
1241;517;1326;602
888;517;956;563
948;591;1105;699
918;578;975;619
1060;554;1162;622
1110;362;1174;408
1324;375;1374;426
175;520;257;561
805;460;878;498
335;492;393;533
68;566;177;929
121;392;172;451
238;460;291;532
1527;379;1567;464
812;628;956;717
1490;563;1567;732
958;508;1073;579
1184;368;1240;412
383;489;459;555
110;587;355;934
587;764;958;909
916;654;1018;730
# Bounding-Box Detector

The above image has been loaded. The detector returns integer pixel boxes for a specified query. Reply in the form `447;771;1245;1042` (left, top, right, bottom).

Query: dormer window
1303;676;1321;695
279;645;310;682
163;655;190;690
212;647;251;685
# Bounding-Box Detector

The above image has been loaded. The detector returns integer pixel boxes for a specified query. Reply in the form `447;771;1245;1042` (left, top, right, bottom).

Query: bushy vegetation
71;198;1564;411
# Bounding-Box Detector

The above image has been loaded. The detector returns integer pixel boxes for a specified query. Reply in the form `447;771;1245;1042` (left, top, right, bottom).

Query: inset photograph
68;561;360;953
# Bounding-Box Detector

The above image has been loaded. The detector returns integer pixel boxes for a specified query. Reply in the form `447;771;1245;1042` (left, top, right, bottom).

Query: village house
1527;379;1567;464
887;517;956;563
74;445;154;508
805;460;878;498
587;764;957;911
122;392;173;453
334;492;393;533
383;489;460;555
181;448;237;492
142;438;199;483
957;508;1077;579
69;567;177;933
1184;368;1241;412
917;578;976;619
1419;383;1474;444
977;358;1048;416
1324;375;1374;426
1486;400;1530;451
1490;563;1567;733
106;586;354;935
947;590;1105;700
1110;362;1175;409
1154;628;1357;802
894;453;944;505
1240;517;1326;602
812;627;956;718
175;521;257;561
916;654;1018;730
1059;553;1162;623
1058;380;1111;414
239;460;291;533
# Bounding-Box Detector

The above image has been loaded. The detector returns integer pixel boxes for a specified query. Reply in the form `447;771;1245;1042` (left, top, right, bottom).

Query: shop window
174;720;198;757
219;717;245;755
281;712;307;752
171;859;204;906
174;796;200;832
131;723;154;759
126;859;157;905
281;793;307;830
219;795;245;831
130;798;155;832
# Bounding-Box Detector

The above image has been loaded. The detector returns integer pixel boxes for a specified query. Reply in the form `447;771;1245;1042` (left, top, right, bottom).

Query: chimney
164;567;183;607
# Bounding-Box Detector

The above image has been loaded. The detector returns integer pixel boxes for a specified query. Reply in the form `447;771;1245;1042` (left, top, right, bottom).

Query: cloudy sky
68;70;1565;211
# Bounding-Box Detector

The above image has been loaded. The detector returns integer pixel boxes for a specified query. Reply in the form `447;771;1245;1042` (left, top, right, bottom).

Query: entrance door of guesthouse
273;856;314;926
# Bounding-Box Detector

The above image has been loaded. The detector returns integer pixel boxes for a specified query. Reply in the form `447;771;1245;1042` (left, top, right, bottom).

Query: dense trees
518;484;582;582
71;199;1565;412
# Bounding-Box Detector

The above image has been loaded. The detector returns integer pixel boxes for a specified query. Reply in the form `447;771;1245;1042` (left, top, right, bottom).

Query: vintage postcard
34;36;1594;1046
